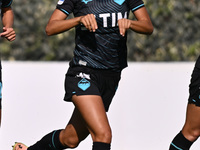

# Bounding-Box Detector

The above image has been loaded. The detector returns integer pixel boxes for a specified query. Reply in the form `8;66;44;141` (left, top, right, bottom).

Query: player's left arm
118;7;153;36
0;6;16;41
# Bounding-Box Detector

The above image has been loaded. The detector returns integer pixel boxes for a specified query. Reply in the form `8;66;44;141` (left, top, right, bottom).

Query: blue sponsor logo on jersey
82;0;93;4
78;78;90;91
113;0;125;5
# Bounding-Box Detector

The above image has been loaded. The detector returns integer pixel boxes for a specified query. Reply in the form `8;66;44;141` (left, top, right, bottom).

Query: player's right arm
0;6;16;41
46;9;97;36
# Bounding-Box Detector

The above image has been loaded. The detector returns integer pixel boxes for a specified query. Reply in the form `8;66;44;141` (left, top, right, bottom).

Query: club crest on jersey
57;0;65;5
82;0;93;4
113;0;125;5
78;78;91;91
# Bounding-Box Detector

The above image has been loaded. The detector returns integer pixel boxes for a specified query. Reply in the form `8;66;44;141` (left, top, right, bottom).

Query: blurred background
0;0;199;62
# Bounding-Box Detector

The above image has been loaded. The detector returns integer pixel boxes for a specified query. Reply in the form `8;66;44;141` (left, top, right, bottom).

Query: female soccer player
0;0;16;126
13;0;153;149
169;56;200;150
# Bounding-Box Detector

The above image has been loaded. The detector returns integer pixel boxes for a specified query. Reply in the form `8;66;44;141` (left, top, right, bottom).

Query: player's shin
28;130;69;150
92;142;111;150
169;131;193;150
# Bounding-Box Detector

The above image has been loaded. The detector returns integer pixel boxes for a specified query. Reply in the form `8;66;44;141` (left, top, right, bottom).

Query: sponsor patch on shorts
78;78;90;91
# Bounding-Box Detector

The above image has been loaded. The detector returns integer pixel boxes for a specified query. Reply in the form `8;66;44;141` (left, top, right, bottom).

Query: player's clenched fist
79;14;98;32
118;18;131;37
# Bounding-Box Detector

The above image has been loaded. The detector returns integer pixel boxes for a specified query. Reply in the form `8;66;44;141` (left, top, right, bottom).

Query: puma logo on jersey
82;0;93;4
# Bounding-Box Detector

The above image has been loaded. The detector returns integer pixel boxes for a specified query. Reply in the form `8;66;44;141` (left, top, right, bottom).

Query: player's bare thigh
72;95;112;143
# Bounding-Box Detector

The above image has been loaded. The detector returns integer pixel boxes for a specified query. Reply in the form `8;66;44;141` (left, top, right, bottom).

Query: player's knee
94;128;112;143
189;128;200;140
62;135;80;149
61;127;81;148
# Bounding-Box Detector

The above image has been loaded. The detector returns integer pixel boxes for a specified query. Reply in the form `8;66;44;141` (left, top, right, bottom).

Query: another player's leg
169;104;200;150
169;56;200;150
72;95;112;150
182;104;200;141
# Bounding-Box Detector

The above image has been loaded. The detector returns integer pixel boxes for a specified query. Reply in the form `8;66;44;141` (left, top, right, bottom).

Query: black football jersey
57;0;144;71
0;0;12;8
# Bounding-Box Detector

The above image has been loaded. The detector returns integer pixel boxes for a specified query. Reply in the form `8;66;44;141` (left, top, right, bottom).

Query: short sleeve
56;0;74;15
127;0;144;12
2;0;13;8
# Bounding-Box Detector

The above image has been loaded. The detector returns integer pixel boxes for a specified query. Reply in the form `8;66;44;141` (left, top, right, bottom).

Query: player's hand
118;18;131;36
80;14;98;32
0;27;16;41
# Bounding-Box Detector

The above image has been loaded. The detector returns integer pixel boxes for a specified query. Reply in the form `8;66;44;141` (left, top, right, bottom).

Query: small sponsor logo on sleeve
58;0;65;5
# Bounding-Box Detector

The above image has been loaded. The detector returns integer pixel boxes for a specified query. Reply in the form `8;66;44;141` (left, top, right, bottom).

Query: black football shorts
188;56;200;106
64;66;121;111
